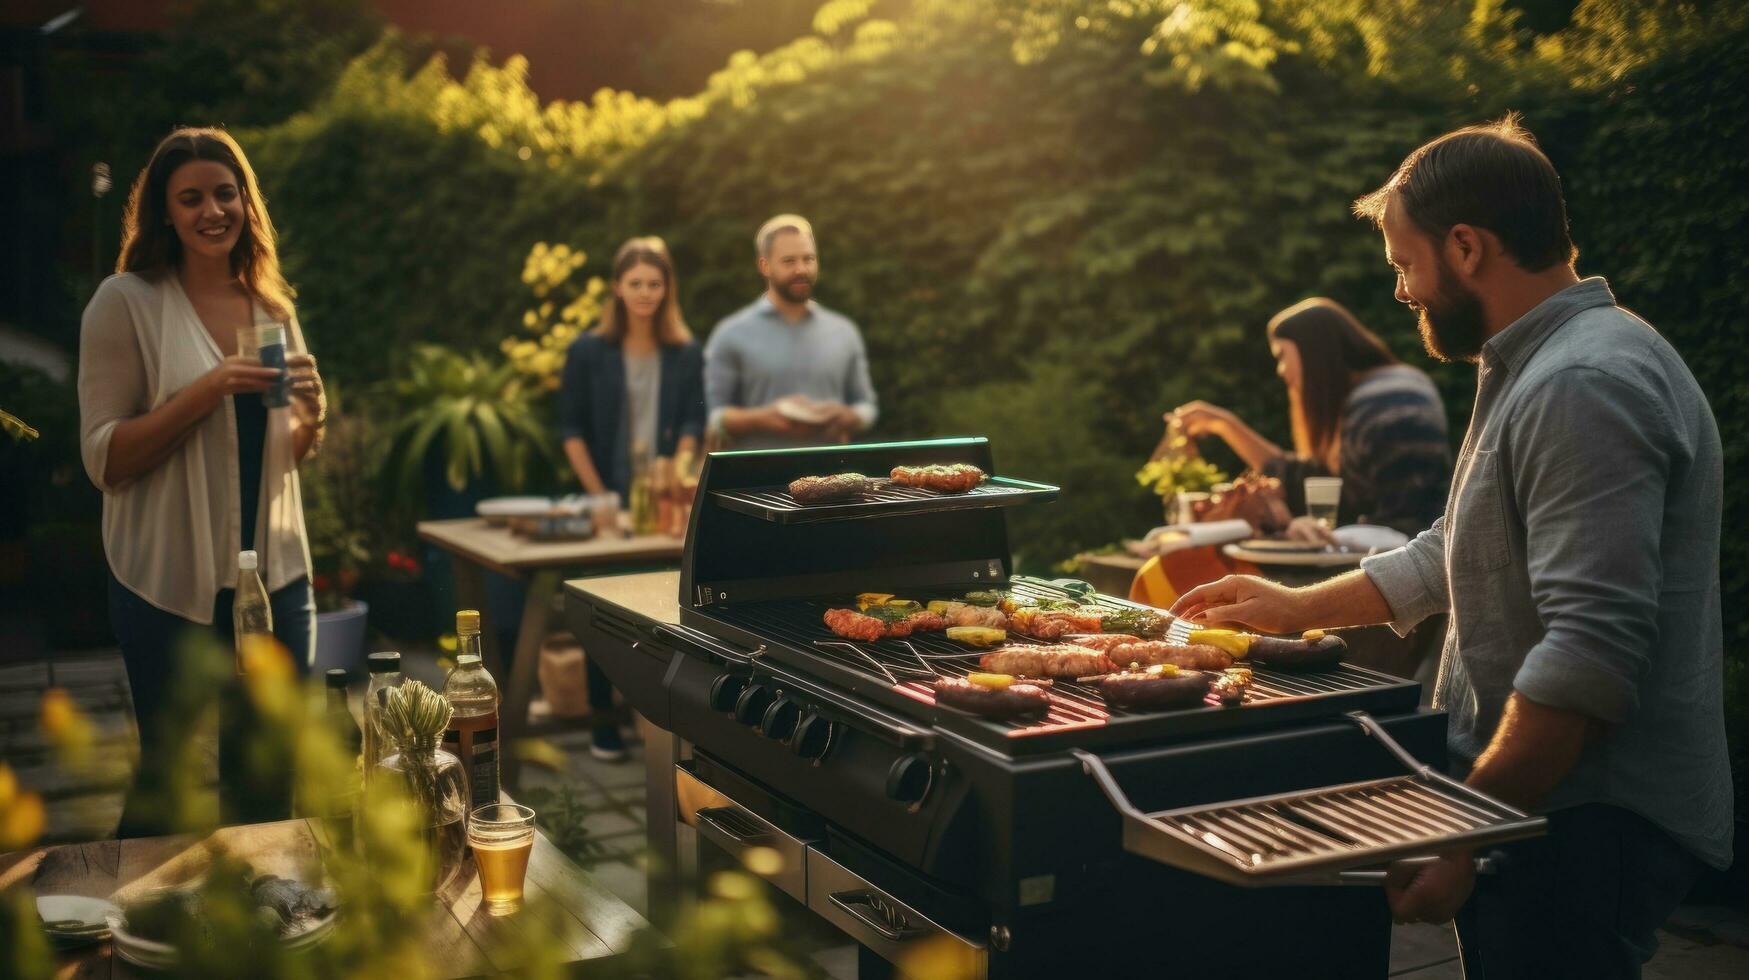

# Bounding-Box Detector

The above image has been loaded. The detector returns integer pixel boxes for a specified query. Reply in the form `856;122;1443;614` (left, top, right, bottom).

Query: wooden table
1;818;648;978
417;518;684;784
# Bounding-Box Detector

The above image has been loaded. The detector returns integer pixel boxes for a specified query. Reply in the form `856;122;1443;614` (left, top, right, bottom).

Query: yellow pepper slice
857;592;895;611
967;673;1014;690
1189;628;1253;658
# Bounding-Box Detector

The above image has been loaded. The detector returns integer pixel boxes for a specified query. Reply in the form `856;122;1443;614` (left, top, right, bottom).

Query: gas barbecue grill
566;438;1544;978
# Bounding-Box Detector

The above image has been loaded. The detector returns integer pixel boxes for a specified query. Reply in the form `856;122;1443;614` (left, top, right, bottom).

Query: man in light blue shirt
704;214;878;449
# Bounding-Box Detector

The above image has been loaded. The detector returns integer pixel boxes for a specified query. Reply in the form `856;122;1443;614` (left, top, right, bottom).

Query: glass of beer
469;803;535;915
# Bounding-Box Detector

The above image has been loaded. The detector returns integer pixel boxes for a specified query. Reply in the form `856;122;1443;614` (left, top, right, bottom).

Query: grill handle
1344;710;1436;780
1332;852;1501;886
655;623;764;665
828;890;930;942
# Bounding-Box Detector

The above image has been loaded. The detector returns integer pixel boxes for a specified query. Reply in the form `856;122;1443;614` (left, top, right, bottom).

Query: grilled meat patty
1009;607;1105;640
823;607;947;641
889;464;985;493
1107;640;1233;671
979;644;1115;678
789;473;872;503
931;678;1051;719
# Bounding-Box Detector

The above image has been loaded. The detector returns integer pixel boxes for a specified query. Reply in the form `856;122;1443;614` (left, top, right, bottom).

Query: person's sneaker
589;725;628;762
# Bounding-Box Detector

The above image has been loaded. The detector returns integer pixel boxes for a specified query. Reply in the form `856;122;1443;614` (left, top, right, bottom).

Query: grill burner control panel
714;672;845;762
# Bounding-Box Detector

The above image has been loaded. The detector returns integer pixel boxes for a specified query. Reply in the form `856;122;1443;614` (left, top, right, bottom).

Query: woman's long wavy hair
1268;298;1399;471
117;127;295;321
594;237;692;346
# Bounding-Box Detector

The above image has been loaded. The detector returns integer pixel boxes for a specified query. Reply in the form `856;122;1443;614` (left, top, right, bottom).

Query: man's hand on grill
1168;575;1309;633
1384;851;1477;925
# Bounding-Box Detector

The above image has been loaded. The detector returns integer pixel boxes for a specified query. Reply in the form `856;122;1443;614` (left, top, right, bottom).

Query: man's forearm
719;405;774;436
1464;692;1594;812
1292;569;1397;630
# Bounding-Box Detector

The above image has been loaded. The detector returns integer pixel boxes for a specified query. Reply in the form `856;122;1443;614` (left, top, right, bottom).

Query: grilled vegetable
1100;607;1170;638
1188;628;1253;658
947;626;1006;648
857;592;896;610
961;590;1004;607
967;672;1014;689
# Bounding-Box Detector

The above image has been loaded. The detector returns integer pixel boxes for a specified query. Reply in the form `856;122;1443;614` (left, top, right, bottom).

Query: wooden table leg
501;568;560;789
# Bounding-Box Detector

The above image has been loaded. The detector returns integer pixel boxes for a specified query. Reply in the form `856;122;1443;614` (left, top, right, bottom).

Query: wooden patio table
0;817;647;978
416;518;683;784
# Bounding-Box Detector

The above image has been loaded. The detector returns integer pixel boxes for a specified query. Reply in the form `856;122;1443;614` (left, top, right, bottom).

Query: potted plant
1136;418;1228;525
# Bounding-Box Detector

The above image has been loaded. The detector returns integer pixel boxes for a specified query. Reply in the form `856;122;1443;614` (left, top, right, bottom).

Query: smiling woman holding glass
77;127;325;836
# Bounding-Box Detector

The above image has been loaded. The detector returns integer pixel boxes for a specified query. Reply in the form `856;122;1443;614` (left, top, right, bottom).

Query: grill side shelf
712;477;1060;524
1074;713;1548;887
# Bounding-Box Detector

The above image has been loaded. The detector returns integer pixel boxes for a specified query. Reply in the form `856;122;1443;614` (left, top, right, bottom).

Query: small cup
469;803;536;915
1304;476;1343;531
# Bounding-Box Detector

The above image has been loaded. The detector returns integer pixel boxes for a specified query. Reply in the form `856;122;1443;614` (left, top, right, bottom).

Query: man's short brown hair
756;214;814;256
1355;113;1577;271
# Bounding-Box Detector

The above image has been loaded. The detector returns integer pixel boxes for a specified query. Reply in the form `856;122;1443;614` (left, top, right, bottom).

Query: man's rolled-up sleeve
843;328;878;429
1510;367;1667;724
1360;515;1450;636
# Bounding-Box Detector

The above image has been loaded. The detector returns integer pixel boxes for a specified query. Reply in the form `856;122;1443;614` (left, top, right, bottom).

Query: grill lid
1076;711;1546;886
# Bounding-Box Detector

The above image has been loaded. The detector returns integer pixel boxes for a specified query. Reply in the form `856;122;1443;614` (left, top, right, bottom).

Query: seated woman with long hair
557;236;704;759
1170;298;1451;540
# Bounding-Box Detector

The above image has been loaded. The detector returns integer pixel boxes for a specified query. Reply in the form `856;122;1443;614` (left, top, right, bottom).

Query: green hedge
244;0;1746;611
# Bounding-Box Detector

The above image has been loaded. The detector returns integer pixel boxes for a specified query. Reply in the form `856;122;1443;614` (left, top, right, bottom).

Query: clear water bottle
363;651;403;784
441;611;501;812
233;549;273;671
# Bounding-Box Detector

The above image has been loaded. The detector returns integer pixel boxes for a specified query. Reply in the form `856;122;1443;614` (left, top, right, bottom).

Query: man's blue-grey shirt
704;295;878;449
1362;277;1731;868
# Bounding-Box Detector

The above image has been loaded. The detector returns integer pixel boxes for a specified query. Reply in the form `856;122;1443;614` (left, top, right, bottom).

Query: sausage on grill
978;644;1115;679
890;464;985;494
931;678;1051;719
789;473;872;503
823;608;947;641
1095;669;1215;709
1247;631;1348;669
1107;641;1233;672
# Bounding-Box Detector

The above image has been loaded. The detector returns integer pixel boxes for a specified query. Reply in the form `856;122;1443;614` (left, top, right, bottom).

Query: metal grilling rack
712;476;1059;524
1076;712;1546;886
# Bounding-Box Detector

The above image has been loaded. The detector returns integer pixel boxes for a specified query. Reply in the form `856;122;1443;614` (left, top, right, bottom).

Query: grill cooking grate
712;476;1058;524
711;580;1393;738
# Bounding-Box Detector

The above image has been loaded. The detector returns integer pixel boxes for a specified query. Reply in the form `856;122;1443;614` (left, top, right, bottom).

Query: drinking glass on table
469;803;536;915
237;321;291;408
1303;477;1343;539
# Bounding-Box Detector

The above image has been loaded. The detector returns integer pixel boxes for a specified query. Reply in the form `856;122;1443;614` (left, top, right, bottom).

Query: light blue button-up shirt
1361;277;1732;868
703;295;879;449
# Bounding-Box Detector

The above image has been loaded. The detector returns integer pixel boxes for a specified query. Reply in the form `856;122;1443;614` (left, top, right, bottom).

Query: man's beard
778;276;813;303
1416;257;1488;363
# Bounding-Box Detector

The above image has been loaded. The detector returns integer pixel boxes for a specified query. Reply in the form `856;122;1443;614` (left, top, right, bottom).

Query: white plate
476;496;555;520
36;895;116;947
773;395;838;424
107;897;337;967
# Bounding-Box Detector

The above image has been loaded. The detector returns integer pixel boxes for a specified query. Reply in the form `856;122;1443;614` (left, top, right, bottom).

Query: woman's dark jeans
108;572;314;838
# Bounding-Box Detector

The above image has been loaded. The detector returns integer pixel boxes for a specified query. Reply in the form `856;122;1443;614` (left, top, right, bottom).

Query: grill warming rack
712;476;1060;524
1076;711;1547;886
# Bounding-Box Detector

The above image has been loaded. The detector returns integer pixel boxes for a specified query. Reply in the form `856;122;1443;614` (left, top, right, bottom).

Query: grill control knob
708;674;746;713
791;714;836;760
886;754;934;805
734;684;774;727
761;698;801;740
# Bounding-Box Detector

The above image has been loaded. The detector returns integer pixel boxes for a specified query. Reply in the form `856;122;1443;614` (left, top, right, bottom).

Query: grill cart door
1076;711;1546;886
